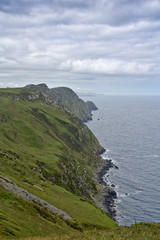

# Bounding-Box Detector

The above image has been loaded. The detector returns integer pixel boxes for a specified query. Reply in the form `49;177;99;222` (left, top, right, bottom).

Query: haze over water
83;95;160;226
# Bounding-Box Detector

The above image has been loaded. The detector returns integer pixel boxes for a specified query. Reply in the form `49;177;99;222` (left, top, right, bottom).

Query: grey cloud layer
0;0;160;88
1;0;160;24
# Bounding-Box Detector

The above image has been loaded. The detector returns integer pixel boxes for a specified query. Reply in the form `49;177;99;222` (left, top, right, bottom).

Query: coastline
94;154;118;220
86;107;118;220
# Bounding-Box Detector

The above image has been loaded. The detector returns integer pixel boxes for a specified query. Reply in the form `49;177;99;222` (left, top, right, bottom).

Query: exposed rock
0;176;72;220
114;165;119;169
107;188;117;199
94;157;118;220
96;147;105;155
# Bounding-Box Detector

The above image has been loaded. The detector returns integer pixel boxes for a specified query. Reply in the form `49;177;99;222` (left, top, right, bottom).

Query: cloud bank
0;0;160;93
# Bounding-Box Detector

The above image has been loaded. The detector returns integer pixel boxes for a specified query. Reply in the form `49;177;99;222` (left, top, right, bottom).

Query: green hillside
0;87;116;238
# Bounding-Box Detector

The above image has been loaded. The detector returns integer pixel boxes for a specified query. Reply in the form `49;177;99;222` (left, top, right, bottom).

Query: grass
0;91;116;238
0;186;73;238
0;223;160;240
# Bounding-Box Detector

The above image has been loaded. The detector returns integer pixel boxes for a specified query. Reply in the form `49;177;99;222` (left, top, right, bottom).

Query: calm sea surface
83;95;160;225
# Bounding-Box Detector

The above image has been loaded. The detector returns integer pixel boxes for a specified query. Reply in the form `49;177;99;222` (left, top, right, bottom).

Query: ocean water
83;95;160;226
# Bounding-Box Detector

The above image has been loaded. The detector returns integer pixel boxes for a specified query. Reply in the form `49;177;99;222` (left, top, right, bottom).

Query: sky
0;0;160;95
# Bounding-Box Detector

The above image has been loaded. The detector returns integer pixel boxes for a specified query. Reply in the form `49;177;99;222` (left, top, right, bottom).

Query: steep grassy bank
0;87;116;238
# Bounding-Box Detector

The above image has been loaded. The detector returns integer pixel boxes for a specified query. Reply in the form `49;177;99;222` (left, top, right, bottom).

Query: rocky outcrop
0;176;72;220
0;89;41;102
26;83;49;93
85;101;98;114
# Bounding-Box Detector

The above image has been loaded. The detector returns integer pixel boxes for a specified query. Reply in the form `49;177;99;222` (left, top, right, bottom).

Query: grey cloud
0;0;91;16
0;0;160;93
94;0;160;25
1;0;160;26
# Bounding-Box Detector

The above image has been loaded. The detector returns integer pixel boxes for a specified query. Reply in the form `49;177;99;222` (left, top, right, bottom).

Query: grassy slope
0;89;116;238
12;223;160;240
0;186;73;238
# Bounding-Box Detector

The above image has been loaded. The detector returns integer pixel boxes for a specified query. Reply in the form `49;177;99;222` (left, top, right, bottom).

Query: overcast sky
0;0;160;94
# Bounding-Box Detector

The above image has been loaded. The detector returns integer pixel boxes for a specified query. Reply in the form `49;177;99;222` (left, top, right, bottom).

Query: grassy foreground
0;224;160;240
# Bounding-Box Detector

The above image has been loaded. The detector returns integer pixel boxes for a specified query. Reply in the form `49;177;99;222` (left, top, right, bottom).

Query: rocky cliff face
25;84;97;121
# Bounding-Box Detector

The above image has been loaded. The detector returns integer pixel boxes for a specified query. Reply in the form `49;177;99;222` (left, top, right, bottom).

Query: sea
82;95;160;226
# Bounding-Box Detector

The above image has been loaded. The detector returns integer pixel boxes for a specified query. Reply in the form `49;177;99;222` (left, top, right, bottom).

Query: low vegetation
0;86;159;239
0;87;115;238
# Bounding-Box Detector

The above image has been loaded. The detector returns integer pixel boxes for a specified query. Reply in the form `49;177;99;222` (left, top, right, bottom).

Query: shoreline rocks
94;156;118;220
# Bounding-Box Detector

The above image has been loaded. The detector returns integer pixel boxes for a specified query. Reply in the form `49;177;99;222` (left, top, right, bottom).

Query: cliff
25;84;98;122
